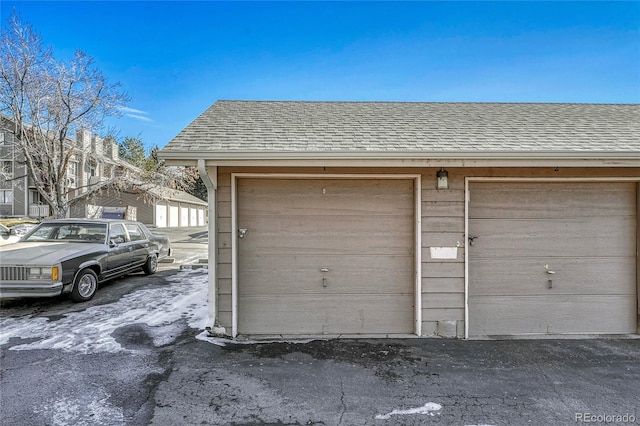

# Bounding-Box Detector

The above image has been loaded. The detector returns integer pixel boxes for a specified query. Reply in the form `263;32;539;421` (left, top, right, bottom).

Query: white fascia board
160;150;640;160
161;157;640;169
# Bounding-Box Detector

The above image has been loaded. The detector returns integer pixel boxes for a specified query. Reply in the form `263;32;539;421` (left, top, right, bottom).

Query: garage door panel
238;178;415;335
239;214;413;255
470;257;637;296
239;254;414;295
470;182;636;219
238;179;414;217
470;295;637;335
469;217;635;258
469;181;637;337
238;294;415;335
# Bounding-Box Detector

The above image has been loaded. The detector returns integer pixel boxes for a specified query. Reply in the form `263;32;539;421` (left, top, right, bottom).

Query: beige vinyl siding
421;174;465;336
236;178;414;335
70;191;155;224
69;202;83;218
216;173;233;330
638;185;640;334
468;182;637;336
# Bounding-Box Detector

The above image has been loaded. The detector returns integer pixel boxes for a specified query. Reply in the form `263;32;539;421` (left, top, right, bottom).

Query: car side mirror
9;228;16;235
109;239;118;248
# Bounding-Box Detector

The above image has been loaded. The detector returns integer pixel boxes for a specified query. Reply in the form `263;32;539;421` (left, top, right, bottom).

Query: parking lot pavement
151;226;209;267
149;337;640;425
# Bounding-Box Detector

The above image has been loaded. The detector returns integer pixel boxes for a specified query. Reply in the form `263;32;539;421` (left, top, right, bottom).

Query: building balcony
29;204;50;218
88;176;107;187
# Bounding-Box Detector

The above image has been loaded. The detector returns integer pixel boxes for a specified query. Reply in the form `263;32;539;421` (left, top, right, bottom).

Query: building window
0;190;13;204
0;131;14;145
67;162;78;188
0;161;12;177
29;190;45;204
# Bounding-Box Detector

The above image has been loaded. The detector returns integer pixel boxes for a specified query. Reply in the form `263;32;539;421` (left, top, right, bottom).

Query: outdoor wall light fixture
436;167;449;190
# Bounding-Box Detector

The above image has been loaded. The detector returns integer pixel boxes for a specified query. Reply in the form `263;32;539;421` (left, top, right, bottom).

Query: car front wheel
143;254;158;275
70;269;98;302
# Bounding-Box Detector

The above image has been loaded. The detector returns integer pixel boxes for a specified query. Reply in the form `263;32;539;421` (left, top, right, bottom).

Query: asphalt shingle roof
145;185;207;206
161;101;640;156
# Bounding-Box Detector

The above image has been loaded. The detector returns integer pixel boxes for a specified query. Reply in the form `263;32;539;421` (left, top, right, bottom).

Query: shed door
468;182;637;336
169;204;179;227
155;202;167;228
180;206;189;227
237;178;415;335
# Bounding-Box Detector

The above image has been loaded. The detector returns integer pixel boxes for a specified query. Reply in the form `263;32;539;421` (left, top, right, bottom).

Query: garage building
159;101;640;339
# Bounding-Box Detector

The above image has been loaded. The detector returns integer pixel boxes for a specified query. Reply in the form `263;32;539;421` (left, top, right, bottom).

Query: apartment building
0;116;207;227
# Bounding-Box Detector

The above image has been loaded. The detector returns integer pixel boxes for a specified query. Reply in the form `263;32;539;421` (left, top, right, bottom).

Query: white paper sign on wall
430;247;458;259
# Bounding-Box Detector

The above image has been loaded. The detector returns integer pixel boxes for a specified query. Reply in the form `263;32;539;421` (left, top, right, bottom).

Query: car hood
0;235;21;246
0;242;106;265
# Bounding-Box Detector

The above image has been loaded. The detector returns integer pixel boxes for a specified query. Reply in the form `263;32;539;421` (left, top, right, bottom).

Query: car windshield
24;223;108;243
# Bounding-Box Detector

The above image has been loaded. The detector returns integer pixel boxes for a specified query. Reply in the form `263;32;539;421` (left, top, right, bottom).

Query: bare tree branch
0;11;130;218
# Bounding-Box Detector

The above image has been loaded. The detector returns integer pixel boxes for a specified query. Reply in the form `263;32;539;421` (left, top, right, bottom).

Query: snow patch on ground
375;402;442;420
0;269;209;354
34;391;125;426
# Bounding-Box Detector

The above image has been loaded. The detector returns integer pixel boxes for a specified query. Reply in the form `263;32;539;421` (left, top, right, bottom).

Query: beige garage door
468;182;637;337
237;178;415;335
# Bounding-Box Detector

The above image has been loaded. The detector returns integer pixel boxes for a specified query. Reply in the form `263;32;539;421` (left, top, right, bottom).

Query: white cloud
118;106;153;123
125;113;153;122
118;106;147;115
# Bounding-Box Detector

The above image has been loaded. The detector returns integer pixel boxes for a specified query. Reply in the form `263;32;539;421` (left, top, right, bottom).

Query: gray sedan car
0;219;171;302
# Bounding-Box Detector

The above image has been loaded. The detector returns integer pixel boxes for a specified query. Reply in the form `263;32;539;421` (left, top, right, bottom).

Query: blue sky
1;1;639;151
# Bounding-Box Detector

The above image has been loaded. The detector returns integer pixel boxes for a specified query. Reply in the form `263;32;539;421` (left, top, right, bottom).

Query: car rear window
24;223;107;242
125;223;145;241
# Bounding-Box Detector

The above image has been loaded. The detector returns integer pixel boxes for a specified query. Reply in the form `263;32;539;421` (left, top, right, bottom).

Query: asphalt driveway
149;337;639;426
1;227;638;425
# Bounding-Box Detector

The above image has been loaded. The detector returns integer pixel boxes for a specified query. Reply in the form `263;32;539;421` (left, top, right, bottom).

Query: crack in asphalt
337;378;346;425
132;346;176;424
